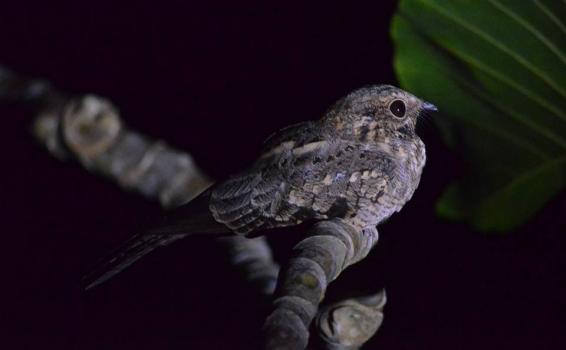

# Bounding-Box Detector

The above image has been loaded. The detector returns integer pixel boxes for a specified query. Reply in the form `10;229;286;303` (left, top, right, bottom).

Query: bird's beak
422;101;438;112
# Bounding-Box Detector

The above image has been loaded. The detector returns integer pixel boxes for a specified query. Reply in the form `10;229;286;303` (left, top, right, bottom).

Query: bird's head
322;85;437;140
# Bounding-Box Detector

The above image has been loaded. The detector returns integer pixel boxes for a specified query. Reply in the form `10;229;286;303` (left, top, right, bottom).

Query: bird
83;84;437;289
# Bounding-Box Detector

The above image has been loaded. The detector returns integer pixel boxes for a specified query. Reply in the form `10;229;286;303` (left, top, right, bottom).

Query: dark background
2;1;565;349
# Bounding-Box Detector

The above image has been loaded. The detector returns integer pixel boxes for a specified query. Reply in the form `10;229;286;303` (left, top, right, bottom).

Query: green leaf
392;0;566;231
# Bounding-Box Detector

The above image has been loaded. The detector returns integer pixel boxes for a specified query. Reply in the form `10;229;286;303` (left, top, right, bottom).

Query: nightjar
84;85;437;289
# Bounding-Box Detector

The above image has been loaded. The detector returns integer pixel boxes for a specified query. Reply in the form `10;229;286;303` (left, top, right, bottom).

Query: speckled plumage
208;85;429;233
84;85;436;289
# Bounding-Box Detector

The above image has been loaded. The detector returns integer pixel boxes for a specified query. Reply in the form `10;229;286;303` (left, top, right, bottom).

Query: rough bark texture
315;290;386;350
264;220;379;350
217;236;280;296
33;94;211;208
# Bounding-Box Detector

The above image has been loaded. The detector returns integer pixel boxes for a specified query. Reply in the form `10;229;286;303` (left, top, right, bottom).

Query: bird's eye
389;100;406;118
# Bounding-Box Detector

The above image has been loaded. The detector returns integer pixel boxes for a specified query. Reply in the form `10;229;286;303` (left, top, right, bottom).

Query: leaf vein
489;0;566;68
419;0;566;99
534;0;566;37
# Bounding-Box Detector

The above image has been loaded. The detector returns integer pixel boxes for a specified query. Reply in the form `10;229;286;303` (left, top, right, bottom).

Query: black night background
1;1;565;349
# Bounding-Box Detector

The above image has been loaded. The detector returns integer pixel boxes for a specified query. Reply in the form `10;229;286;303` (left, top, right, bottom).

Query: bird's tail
82;233;185;290
82;191;230;290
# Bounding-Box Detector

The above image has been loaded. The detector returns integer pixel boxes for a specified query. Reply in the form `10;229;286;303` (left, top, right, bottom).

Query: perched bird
83;85;437;289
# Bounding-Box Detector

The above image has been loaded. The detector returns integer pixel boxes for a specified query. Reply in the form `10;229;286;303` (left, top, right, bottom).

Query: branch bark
315;290;386;350
34;94;211;207
263;220;379;350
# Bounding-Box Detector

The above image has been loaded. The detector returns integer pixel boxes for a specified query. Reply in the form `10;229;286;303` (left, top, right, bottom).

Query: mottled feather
84;85;435;288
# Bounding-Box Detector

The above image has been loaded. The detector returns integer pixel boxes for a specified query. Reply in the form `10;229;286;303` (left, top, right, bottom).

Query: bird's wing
278;139;404;227
209;122;323;234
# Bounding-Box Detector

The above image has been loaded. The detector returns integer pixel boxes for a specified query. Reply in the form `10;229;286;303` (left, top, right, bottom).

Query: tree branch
315;290;386;350
33;94;211;207
264;220;379;349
